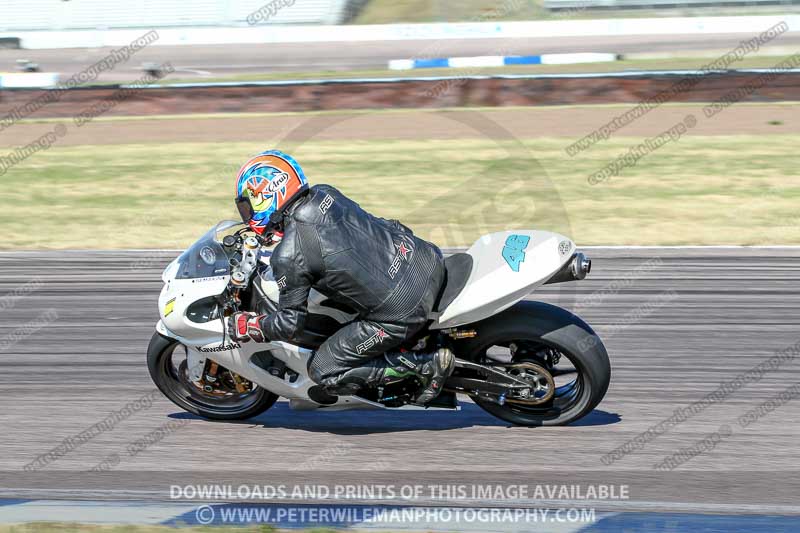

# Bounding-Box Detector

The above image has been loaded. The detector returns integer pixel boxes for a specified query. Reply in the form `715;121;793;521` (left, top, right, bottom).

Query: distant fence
2;71;800;119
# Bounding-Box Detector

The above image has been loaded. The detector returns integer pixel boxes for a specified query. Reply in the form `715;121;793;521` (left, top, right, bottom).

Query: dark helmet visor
235;195;254;225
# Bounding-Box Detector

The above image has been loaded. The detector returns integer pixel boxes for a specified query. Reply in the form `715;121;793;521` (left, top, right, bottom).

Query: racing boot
319;363;386;398
383;348;455;405
316;348;455;404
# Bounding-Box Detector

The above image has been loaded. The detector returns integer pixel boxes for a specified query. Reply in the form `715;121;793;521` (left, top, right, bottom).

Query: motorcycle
147;220;610;426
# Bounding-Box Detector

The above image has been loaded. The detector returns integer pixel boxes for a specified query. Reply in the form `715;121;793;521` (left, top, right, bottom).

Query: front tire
147;332;278;420
452;301;611;426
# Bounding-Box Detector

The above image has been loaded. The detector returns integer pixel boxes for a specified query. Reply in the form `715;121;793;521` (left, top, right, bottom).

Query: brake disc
180;360;252;397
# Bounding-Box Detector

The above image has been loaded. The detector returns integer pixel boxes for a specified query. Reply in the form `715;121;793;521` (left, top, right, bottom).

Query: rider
228;150;455;404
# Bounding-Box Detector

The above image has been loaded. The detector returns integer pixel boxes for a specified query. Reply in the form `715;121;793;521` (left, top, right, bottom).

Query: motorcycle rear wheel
147;332;278;420
452;301;611;426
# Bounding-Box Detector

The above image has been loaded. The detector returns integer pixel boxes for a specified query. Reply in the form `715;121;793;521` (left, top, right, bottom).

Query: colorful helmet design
234;150;308;234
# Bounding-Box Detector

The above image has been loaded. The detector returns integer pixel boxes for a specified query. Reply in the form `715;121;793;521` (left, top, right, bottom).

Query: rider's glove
228;312;268;343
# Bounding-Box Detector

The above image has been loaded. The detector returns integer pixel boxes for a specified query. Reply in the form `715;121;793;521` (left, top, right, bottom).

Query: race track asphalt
1;33;799;82
0;247;798;514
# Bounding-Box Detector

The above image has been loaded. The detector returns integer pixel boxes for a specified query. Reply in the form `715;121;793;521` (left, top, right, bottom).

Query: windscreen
174;223;235;279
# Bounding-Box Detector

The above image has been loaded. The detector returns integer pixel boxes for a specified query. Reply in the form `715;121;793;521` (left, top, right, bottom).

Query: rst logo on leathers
318;193;334;214
387;241;412;279
356;328;388;354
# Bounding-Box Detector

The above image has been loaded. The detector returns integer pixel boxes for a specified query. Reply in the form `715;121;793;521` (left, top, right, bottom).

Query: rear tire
451;301;610;426
147;332;278;420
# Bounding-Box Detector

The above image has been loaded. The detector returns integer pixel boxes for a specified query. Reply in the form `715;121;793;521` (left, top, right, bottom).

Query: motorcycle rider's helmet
234;150;309;234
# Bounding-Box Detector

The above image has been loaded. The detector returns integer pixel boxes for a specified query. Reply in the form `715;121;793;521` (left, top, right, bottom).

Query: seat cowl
431;253;474;316
431;230;575;329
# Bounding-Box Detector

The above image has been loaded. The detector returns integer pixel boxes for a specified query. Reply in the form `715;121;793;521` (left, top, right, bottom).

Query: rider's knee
307;359;325;384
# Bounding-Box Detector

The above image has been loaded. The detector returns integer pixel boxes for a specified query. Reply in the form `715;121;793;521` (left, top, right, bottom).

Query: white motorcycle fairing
431;230;575;329
155;223;578;411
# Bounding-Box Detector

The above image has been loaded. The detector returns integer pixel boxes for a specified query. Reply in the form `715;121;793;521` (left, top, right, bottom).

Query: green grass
352;0;800;23
151;55;800;86
354;0;551;23
4;128;799;249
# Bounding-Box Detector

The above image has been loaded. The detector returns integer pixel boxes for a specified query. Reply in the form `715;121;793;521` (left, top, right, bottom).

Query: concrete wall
1;14;797;49
0;0;350;32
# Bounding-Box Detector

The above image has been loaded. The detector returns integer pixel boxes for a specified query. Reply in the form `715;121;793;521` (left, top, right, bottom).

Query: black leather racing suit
260;184;445;389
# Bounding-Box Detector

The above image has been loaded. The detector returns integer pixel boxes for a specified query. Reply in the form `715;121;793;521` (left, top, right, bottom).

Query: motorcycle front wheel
147;332;278;420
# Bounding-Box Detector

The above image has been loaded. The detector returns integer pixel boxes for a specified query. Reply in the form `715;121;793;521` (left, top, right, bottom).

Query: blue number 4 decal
502;234;530;272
